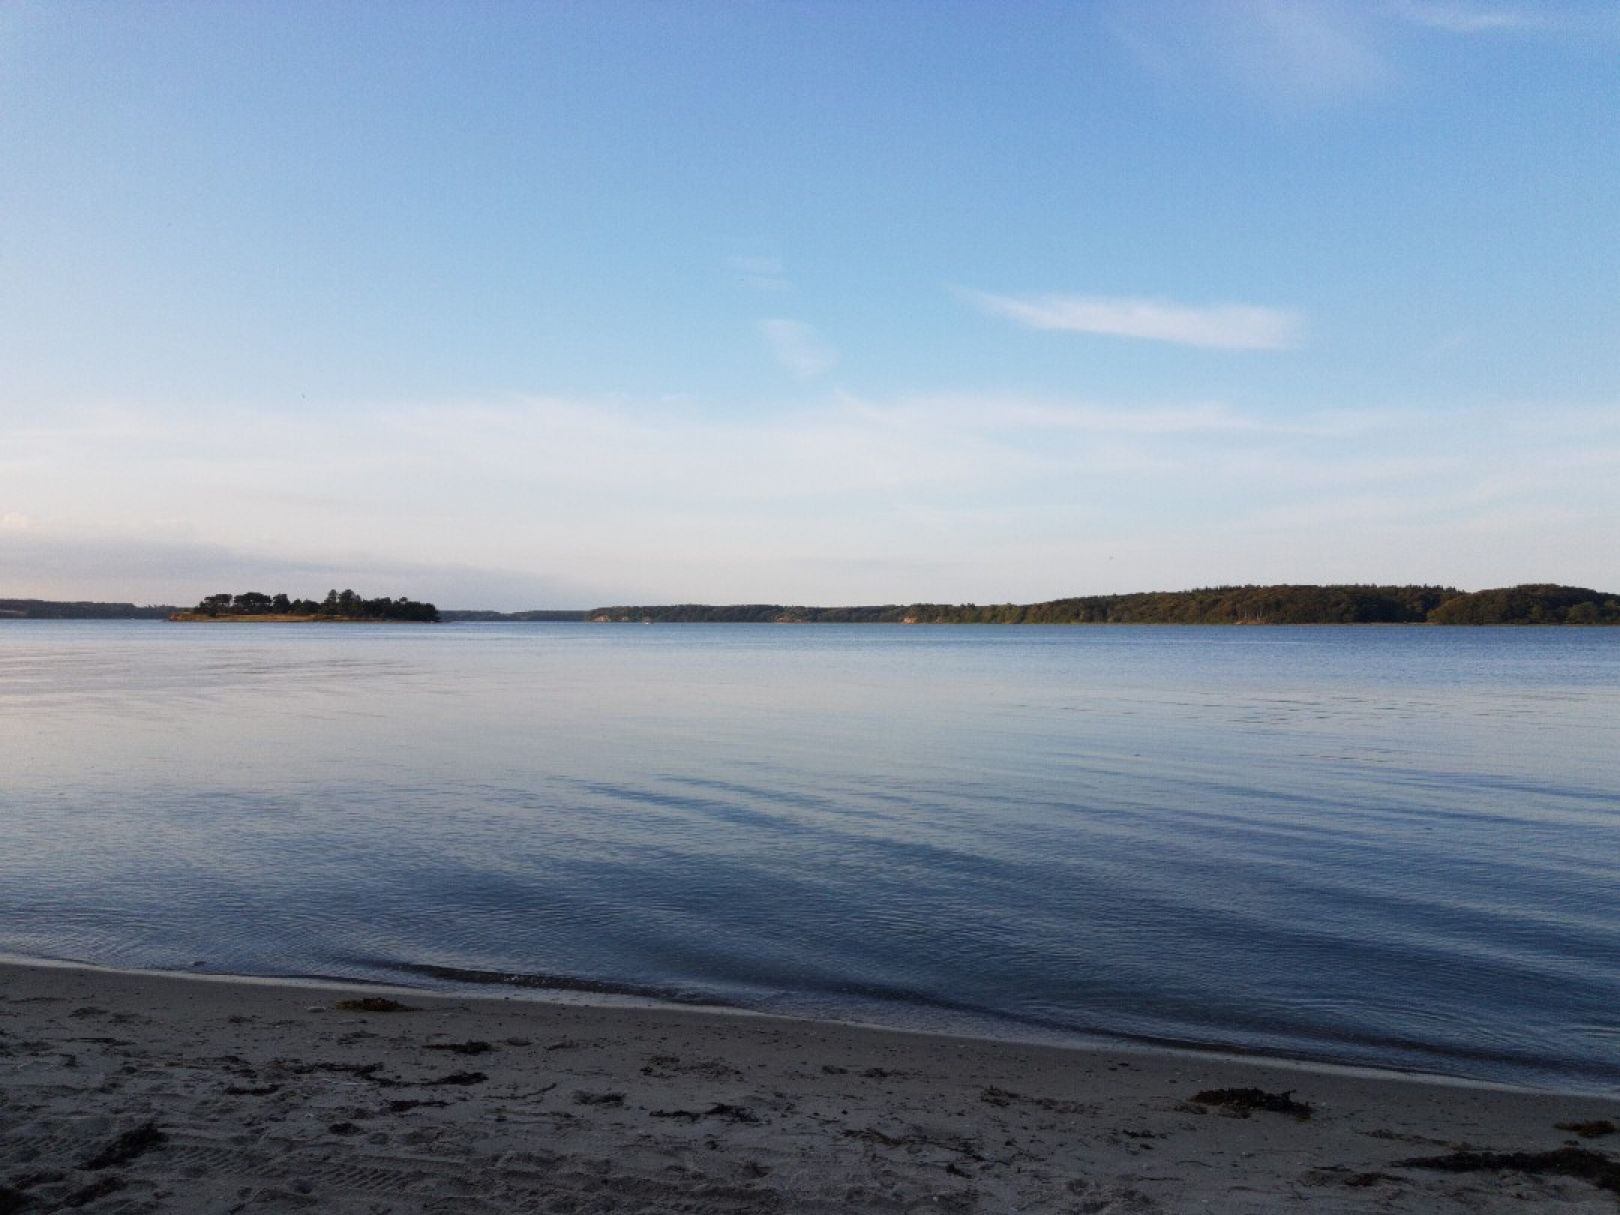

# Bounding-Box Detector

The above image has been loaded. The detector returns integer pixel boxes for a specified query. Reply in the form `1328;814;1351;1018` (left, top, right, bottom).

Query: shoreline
14;952;1602;1098
3;955;1576;1097
3;960;1616;1212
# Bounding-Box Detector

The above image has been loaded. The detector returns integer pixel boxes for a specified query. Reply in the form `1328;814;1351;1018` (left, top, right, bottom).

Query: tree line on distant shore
589;584;1620;626
9;583;1617;625
185;589;439;622
0;598;176;620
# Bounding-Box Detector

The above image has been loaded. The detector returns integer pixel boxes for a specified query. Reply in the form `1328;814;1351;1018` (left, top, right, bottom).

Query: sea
2;620;1617;1093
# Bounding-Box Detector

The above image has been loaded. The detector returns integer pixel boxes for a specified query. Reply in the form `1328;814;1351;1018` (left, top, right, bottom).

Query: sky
3;0;1618;609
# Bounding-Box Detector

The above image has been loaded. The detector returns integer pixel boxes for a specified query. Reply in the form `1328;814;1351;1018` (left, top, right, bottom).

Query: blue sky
3;1;1617;607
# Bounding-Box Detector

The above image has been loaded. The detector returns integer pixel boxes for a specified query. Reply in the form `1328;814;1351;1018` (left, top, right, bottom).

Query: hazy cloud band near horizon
4;391;1615;608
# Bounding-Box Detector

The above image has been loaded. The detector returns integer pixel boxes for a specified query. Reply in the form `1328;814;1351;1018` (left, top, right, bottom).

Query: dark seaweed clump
1191;1087;1313;1119
1558;1120;1618;1140
1398;1147;1620;1197
334;997;415;1013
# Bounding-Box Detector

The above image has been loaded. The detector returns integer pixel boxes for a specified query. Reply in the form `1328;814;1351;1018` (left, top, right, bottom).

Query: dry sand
2;960;1616;1213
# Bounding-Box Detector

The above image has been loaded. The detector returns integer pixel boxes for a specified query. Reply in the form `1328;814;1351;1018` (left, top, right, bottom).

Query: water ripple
2;620;1618;1092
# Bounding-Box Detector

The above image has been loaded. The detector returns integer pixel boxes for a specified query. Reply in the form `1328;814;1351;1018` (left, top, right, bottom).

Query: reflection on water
2;621;1618;1092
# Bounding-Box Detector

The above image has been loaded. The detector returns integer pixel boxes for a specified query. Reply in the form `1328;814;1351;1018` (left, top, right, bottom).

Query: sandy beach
1;962;1615;1213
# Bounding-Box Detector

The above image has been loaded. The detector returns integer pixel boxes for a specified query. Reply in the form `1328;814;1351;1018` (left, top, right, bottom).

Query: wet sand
1;960;1616;1213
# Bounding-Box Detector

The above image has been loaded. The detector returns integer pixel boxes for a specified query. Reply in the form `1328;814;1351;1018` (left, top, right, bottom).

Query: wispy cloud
1388;2;1620;35
758;318;839;378
848;394;1278;436
1112;0;1610;107
1109;0;1387;104
728;257;838;379
1387;1;1536;33
966;290;1302;351
1244;0;1387;94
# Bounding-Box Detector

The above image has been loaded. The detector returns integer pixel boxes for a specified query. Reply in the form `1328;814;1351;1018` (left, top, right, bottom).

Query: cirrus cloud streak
967;290;1302;350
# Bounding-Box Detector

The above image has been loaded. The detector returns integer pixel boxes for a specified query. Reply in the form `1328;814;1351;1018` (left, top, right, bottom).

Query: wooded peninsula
169;589;439;623
586;583;1620;626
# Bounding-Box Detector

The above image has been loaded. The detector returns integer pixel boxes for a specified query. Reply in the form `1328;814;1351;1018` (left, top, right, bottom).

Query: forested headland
588;584;1620;626
171;589;439;622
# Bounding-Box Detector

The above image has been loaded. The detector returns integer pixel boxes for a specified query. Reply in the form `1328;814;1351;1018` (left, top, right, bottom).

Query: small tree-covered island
170;589;439;623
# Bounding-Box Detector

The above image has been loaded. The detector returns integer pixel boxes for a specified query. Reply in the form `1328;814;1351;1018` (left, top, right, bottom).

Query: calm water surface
2;621;1617;1092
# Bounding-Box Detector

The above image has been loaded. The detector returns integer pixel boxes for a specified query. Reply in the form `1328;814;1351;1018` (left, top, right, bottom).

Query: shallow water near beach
2;621;1617;1093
